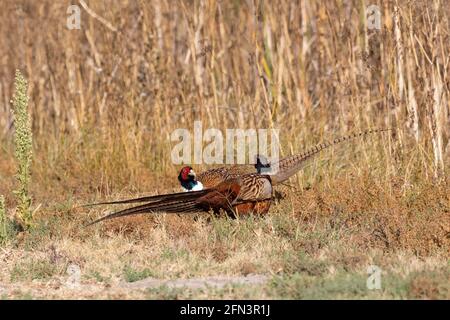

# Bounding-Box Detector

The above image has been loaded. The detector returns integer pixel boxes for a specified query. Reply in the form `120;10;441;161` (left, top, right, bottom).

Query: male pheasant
85;128;392;225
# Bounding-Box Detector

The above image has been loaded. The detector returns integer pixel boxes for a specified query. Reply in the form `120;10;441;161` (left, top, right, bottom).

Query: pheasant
177;128;392;190
85;128;392;226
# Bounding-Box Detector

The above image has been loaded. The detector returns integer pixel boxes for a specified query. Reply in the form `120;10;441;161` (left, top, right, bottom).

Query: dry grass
0;0;449;299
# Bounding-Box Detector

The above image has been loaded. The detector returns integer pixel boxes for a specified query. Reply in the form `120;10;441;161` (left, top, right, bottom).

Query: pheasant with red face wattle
84;128;393;226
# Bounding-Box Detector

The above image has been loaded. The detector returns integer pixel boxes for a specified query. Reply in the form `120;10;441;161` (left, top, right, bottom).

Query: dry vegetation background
0;0;448;299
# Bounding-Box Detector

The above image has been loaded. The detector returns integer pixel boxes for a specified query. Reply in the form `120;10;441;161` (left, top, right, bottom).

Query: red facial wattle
181;167;191;180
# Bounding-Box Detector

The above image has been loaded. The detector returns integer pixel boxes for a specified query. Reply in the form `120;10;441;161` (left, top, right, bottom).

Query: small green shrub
11;70;33;229
10;259;57;282
0;195;7;244
0;195;15;245
123;265;155;283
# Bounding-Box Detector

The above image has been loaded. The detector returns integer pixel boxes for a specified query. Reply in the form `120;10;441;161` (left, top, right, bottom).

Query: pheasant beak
188;169;196;178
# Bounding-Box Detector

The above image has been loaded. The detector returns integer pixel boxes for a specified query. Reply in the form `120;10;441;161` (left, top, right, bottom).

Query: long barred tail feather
81;189;209;207
85;199;203;227
84;191;210;226
269;128;393;185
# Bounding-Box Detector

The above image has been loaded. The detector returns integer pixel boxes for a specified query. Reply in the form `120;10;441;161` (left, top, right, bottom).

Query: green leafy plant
11;70;33;229
0;195;7;244
0;195;16;245
123;265;155;283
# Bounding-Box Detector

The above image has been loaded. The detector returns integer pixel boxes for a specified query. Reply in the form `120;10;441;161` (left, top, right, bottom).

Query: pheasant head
178;166;204;191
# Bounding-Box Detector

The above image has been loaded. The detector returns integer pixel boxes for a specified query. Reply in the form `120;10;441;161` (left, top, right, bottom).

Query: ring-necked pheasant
85;128;392;226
